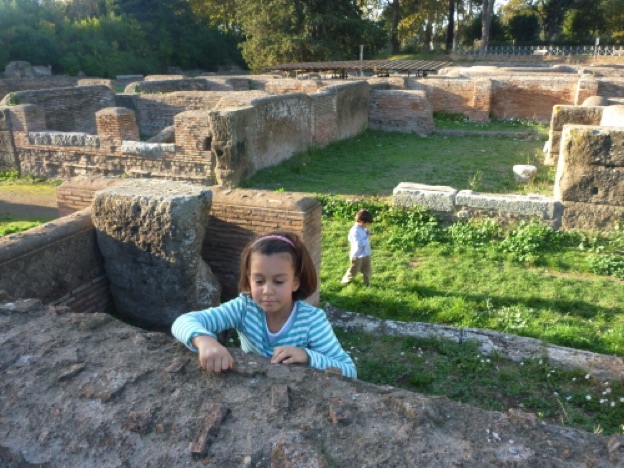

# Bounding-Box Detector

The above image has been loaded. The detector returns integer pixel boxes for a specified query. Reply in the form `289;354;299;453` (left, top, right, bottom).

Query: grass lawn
240;129;552;196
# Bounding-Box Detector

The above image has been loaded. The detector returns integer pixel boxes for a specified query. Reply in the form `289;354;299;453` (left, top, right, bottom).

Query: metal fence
455;45;624;57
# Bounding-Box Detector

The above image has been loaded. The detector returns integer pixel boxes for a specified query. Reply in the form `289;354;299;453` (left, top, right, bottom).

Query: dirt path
0;185;60;219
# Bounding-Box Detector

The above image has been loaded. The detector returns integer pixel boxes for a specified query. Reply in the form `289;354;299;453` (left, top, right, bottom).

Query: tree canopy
1;0;624;77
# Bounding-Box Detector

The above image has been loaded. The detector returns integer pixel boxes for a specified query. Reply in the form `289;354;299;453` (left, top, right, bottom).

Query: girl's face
249;252;300;318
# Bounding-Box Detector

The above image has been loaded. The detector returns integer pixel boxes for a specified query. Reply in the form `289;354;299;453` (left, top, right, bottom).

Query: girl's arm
171;296;245;351
304;312;357;378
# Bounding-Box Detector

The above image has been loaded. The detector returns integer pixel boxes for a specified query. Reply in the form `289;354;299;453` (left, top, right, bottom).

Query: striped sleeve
302;306;357;378
171;296;246;352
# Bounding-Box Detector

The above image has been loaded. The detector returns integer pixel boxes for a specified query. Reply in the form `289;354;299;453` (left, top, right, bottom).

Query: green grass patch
0;215;54;236
242;128;550;196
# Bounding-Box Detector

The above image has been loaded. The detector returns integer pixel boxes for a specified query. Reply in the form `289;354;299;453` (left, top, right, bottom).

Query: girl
171;231;357;378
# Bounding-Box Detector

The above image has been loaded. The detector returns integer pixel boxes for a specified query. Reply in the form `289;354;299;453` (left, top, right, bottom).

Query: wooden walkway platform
266;59;452;77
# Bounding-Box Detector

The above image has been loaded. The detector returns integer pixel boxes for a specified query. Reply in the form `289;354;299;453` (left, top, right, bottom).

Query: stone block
120;141;175;158
392;182;457;212
559;125;624;167
455;190;562;219
92;179;220;328
555;164;624;206
562;201;624;230
513;165;537;183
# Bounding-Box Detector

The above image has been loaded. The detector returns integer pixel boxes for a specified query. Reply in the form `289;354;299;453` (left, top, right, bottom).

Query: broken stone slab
325;306;624;381
91;179;220;328
1;304;622;466
455;190;563;220
392;182;458;212
28;131;100;147
120;141;176;158
512;164;537;183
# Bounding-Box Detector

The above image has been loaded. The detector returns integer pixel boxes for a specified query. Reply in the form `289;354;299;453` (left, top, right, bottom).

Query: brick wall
0;209;111;312
56;176;122;216
0;86;116;133
490;77;577;122
116;91;229;138
203;187;322;305
310;92;337;146
369;90;433;134
0;76;78;100
36;183;323;307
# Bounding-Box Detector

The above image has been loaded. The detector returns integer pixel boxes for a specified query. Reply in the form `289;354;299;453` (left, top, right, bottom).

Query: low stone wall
393;182;563;228
0;76;78;101
3;300;621;466
327;307;624;381
2;103;216;184
404;73;620;124
0;85;116;134
0;209;111;312
115;91;230;138
56;176;122;216
50;181;323;307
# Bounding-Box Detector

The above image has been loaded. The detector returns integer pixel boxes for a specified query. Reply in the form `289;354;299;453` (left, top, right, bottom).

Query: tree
601;0;624;43
526;0;577;42
236;0;386;72
562;0;605;42
481;0;496;50
508;13;540;43
446;0;455;51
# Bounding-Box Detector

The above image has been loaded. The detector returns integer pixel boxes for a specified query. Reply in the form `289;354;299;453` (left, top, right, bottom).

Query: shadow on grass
322;282;622;356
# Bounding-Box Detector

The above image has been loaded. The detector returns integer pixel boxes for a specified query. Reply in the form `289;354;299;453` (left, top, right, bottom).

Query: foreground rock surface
1;300;622;467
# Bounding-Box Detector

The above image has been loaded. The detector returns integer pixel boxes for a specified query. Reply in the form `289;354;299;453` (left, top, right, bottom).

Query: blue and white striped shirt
171;293;357;378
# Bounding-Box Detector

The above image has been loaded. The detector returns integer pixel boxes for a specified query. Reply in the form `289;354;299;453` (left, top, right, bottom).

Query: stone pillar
92;179;221;328
555;125;624;230
0;107;16;171
174;110;213;153
96;107;139;143
470;79;492;122
545;105;603;166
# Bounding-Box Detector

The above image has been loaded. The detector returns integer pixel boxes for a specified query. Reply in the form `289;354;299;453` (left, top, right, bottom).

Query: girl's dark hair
355;209;373;223
239;231;318;301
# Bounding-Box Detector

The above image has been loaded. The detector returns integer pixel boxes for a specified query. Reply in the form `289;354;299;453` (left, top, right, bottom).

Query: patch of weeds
499;219;555;263
0;171;20;182
468;170;484;191
447;218;500;248
589;254;624;280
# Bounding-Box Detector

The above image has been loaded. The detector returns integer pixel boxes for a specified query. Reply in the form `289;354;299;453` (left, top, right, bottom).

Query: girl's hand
191;334;234;372
271;346;309;365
